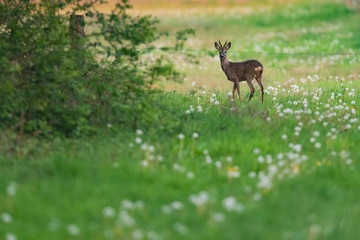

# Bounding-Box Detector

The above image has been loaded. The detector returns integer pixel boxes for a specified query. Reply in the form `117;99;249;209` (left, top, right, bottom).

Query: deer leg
256;77;264;104
247;81;255;102
234;80;241;101
232;83;236;100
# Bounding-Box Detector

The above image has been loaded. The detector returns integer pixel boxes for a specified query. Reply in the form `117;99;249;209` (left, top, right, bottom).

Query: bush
0;0;179;138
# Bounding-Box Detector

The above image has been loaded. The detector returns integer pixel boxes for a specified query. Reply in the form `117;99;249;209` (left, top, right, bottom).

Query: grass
1;0;360;239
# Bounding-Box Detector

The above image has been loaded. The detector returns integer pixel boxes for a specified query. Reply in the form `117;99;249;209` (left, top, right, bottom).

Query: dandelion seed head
212;212;226;222
252;193;262;201
5;233;17;240
187;171;195;179
222;196;244;213
1;213;13;223
119;210;136;226
173;222;189;235
248;171;256;178
132;230;144;240
257;156;265;163
171;201;184;210
189;191;210;206
226;156;233;162
140;160;148;167
48;219;60;231
161;205;172;214
205;155;212;164
67;224;80;236
102;206;115;218
6;182;16;196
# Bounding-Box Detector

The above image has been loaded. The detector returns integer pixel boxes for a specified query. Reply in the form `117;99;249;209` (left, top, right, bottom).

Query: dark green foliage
175;28;195;50
0;0;179;137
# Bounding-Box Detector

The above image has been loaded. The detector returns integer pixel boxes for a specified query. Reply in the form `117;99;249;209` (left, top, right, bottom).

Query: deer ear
214;42;220;50
226;42;231;50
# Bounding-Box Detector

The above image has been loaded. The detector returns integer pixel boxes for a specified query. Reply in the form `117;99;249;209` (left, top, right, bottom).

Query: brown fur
215;40;264;103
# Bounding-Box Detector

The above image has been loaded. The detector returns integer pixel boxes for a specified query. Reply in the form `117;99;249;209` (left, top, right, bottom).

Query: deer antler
218;40;222;48
224;40;228;47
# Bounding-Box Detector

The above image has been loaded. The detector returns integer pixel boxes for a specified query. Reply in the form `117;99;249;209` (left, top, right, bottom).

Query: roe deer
214;40;264;103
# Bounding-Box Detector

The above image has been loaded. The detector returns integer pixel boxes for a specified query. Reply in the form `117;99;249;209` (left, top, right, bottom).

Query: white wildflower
102;207;115;218
132;229;144;240
171;201;184;210
48;219;60;231
6;182;16;196
189;191;210;207
1;213;13;223
119;210;136;226
147;231;162;240
252;193;262;201
222;196;244;213
226;156;233;162
257;156;265;163
5;233;17;240
140;160;148;167
248;171;256;178
161;205;172;214
186;171;195;179
253;148;260;154
173;222;189;235
205;155;212;164
67;224;80;236
212;212;226;222
215;161;222;169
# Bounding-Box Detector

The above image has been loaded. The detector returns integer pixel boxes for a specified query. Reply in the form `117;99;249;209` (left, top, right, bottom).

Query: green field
1;0;360;239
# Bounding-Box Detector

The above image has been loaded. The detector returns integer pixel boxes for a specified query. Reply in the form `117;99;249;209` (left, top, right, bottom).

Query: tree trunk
69;15;85;49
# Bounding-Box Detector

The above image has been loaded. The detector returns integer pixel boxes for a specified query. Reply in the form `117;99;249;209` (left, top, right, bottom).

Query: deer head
214;40;231;60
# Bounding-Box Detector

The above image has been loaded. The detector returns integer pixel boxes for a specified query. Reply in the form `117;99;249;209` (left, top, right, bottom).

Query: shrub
0;0;179;138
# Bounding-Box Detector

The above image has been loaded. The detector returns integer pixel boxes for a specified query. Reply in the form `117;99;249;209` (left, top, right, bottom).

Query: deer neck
220;57;229;71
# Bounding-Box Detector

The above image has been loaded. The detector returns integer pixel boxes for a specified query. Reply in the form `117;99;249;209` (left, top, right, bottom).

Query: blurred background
92;0;360;91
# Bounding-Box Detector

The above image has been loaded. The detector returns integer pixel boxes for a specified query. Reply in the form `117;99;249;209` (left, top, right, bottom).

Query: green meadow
1;0;360;239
